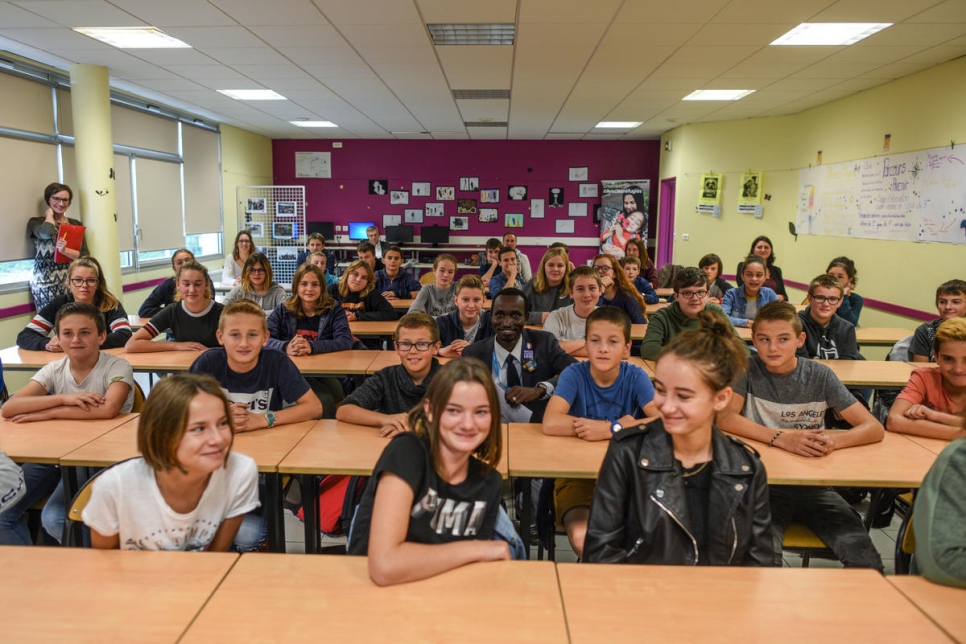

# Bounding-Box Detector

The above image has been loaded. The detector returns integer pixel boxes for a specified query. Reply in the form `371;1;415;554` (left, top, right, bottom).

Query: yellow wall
1;124;272;390
660;56;966;335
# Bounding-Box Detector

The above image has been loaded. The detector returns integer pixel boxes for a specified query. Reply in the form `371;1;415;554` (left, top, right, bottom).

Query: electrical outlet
682;233;689;241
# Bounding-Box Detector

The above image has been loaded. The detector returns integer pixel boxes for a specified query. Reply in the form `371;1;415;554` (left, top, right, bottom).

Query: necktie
505;354;522;388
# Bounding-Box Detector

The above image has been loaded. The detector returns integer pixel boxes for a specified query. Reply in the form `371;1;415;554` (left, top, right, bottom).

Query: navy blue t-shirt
189;347;311;412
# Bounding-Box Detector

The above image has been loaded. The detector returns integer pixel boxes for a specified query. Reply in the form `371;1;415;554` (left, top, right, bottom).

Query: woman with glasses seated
17;256;131;351
223;252;287;313
640;267;743;360
27;183;89;309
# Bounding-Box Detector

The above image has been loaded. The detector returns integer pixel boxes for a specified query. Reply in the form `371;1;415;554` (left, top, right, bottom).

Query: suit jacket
463;329;577;422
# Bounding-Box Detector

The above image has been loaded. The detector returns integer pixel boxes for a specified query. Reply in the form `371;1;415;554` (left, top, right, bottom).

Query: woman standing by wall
27;183;88;309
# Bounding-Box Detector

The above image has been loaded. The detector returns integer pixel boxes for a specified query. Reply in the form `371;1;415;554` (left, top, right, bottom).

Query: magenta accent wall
271;139;661;268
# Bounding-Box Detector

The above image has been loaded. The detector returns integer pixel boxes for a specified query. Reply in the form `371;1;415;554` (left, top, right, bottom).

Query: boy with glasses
797;274;863;361
336;313;442;437
640;267;741;360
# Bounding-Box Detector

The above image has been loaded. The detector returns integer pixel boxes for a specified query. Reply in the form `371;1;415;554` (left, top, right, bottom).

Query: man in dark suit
463;288;576;423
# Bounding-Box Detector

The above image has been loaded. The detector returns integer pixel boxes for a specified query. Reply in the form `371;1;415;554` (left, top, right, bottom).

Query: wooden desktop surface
349;320;399;337
509;423;938;487
733;326;910;345
0;414;137;464
60;417;316;472
279;419;509;477
889;576;966;641
390;298;492;310
558;564;950;643
365;350;651;375
0;547;238;641
895;433;951;455
182;555;567;643
815;359;917;387
0;345;122;371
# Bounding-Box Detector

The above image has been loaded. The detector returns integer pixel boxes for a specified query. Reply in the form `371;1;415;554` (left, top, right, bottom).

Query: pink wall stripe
122;277;165;293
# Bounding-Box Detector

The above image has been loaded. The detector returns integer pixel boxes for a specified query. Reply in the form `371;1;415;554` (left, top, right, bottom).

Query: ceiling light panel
73;27;191;48
217;89;287;100
770;23;892;46
683;89;755;100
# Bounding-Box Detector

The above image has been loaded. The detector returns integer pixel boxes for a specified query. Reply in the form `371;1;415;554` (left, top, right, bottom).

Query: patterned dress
27;216;88;309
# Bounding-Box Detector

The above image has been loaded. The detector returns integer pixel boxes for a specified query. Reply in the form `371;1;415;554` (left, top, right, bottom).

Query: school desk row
0;413;948;554
0;345;926;389
5;548;963;642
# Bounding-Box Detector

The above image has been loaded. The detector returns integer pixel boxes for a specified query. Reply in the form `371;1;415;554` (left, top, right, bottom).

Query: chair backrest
887;334;914;362
65;457;139;546
419;272;436;286
656;263;683;289
131;380;146;412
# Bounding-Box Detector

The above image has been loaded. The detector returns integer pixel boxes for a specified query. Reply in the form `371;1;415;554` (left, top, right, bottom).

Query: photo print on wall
390;191;409;205
451;216;469;231
436;186;455;201
369;180;388;195
508;185;527;200
549;187;564;208
412;182;430;197
459;177;479;191
481;189;499;204
479;208;498;223
457;198;478;214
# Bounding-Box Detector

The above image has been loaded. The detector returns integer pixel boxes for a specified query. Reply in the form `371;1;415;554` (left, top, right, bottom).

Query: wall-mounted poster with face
599;180;650;260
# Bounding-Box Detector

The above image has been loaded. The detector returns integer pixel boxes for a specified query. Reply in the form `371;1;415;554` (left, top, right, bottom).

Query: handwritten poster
295;151;331;178
797;145;966;244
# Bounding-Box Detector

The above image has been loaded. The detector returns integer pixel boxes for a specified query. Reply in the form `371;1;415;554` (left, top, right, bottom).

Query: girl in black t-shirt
347;358;508;586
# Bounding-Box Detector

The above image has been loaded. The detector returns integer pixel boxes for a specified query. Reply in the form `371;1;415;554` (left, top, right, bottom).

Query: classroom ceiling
1;0;966;140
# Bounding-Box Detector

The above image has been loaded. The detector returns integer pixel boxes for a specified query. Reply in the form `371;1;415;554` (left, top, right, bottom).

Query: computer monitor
306;221;335;240
348;221;376;241
385;225;414;243
421;225;449;247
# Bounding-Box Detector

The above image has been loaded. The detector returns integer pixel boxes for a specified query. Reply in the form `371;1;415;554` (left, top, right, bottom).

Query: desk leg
300;474;320;554
265;472;284;552
61;466;80;546
520;477;532;560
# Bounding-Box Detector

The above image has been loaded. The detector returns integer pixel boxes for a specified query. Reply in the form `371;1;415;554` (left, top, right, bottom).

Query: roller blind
135;158;184;252
62;148;135;252
1;138;61;261
111;104;179;154
182;125;222;234
0;73;54;134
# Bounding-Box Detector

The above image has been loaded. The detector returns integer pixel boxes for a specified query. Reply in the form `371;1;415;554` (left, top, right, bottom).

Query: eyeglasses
811;295;842;305
50;197;70;204
248;267;266;274
677;289;709;300
593;265;613;273
69;278;99;287
395;341;434;352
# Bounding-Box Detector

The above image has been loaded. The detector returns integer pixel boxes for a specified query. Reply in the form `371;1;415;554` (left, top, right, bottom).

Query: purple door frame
657;177;676;267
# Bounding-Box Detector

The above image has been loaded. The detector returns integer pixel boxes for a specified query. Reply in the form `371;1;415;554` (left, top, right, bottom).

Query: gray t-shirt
909;318;942;362
407;284;457;317
542;305;594;342
733;356;855;430
32;352;135;413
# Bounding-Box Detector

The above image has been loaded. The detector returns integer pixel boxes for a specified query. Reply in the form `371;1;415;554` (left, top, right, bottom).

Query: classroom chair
894;492;917;574
63;458;136;546
419;272;435;286
782;523;835;567
131;381;146;413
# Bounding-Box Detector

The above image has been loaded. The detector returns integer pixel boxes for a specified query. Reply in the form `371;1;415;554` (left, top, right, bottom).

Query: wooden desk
60;419;316;552
558;564;950;643
890;576;966;641
183;556;567;643
733;326;912;346
349;320;399;337
0;345;122;372
280;420;509;553
0;547;238;641
290;349;380;375
115;349;198;372
364;350;652;375
0;414;137;464
390;298;491;311
656;287;673;297
816;359;917;387
897;433;951;455
508;422;607;480
645;302;668;316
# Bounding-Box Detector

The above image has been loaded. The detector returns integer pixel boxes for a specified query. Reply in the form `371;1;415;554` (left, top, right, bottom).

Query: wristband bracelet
768;430;784;447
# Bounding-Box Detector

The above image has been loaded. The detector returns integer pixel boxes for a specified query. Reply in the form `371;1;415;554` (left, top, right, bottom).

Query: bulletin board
796;144;966;244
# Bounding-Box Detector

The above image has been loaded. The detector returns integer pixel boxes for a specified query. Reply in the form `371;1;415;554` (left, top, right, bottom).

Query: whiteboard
796;145;966;244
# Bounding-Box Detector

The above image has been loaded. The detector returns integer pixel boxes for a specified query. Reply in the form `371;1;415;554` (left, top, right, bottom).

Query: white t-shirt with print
32;352;135;413
82;452;259;551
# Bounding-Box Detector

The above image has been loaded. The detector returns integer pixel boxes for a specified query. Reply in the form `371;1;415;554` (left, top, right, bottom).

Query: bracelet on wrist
768;430;784;447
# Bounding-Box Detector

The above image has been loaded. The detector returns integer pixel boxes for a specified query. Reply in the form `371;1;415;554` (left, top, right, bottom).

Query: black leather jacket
584;419;775;566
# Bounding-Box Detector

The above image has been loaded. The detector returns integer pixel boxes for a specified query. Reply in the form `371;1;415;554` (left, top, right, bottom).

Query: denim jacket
721;286;778;327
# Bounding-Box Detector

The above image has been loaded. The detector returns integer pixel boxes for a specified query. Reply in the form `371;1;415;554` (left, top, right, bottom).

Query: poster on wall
599;179;649;260
697;173;722;217
530;198;545;218
295;151;331;178
738;172;763;217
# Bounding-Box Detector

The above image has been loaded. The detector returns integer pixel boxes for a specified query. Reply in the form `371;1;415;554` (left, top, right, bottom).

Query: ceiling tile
416;0;516;23
209;0;330;26
811;0;941;23
790;61;882;79
107;0;237;27
126;48;219;66
690;22;792;46
665;45;761;66
716;62;813;78
163;63;243;79
0;27;113;50
338;23;429;47
466;126;506;139
861;22;966;48
278;46;364;66
249;25;345;49
603;23;701;49
906;0;966;23
200;47;290;65
714;0;836;23
164;26;266;49
436;45;512;89
615;0;729;23
0;2;59;27
456;98;509;121
11;0;146;27
519;0;622;24
311;0;422;25
192;76;263;90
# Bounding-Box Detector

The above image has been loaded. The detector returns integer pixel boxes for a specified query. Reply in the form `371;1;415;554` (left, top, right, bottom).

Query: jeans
347;505;526;561
41;471;90;545
233;477;267;552
769;485;884;572
0;463;60;545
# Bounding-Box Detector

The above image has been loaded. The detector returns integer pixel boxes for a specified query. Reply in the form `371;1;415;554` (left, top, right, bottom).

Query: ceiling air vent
452;89;510;100
464;121;508;128
428;24;515;46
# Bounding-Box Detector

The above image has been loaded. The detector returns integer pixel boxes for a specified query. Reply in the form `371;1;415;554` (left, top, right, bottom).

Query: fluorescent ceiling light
74;27;190;49
771;23;891;46
683;89;755;101
595;121;642;129
218;89;287;101
428;24;515;45
291;120;337;128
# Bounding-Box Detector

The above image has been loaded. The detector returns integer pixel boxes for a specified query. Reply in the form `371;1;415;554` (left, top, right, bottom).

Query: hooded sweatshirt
797;308;863;361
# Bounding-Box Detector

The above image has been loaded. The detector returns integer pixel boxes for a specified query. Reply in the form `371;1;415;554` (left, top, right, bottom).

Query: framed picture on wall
369;180;388;195
549;187;564;208
481;189;499;203
505;213;523;228
457;198;478;214
569;202;588;217
555;219;575;234
404;208;424;223
425;202;445;217
383;214;402;227
390;191;409;205
569;167;589;182
277;247;298;262
508;185;527;200
247;222;264;237
578;183;598;198
450;216;469;231
479;208;498;223
246;197;266;214
459;177;479;191
436;186;454;201
530;198;545;218
412;182;430;196
276;201;297;217
272;221;297;239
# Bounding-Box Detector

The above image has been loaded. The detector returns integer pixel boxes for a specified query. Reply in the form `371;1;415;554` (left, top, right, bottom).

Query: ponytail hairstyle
826;256;858;287
658;310;748;392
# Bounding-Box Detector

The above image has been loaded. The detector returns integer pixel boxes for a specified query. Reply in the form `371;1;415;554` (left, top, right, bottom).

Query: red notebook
54;223;86;264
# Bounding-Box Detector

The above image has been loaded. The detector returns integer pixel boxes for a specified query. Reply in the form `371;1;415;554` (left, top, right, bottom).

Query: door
657;178;676;267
